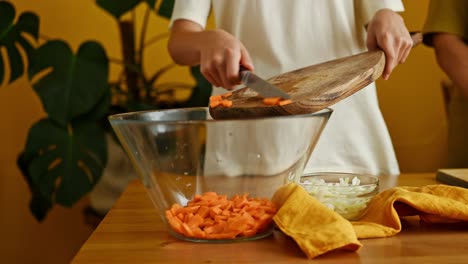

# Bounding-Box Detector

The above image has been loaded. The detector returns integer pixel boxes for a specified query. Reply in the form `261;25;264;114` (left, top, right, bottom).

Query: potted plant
0;0;211;220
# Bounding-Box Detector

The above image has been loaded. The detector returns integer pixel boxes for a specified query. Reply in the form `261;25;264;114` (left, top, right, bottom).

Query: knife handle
410;31;422;48
239;65;249;73
238;65;250;83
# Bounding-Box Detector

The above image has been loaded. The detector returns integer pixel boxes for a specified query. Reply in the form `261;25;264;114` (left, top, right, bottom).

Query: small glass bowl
298;172;379;221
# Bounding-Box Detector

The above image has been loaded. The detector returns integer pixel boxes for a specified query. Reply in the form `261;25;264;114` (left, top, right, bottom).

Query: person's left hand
366;9;413;80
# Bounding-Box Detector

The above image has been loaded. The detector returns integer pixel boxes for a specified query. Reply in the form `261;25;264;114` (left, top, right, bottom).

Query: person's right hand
198;29;254;90
168;20;254;90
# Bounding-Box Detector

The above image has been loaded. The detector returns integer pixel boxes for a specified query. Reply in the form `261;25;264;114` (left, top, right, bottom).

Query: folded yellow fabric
353;184;468;238
271;183;362;259
272;183;468;259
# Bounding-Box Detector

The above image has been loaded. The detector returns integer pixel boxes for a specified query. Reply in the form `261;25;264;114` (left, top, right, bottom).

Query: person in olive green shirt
423;0;468;168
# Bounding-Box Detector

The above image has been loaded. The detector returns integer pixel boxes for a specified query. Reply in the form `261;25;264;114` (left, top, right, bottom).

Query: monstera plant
0;0;211;220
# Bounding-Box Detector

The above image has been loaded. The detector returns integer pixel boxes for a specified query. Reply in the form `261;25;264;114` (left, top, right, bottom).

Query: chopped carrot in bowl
165;192;277;240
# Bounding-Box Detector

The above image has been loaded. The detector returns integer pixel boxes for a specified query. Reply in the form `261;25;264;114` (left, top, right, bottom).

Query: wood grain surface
72;173;468;264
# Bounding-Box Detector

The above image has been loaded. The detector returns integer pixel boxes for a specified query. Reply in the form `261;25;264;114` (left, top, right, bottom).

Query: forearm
433;33;468;95
168;20;206;66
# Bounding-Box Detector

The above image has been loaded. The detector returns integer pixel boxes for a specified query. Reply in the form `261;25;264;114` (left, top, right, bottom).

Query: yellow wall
0;1;448;263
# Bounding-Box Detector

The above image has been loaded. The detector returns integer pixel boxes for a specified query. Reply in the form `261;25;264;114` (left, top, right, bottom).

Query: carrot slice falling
278;99;292;106
165;192;277;240
262;97;282;105
210;94;293;108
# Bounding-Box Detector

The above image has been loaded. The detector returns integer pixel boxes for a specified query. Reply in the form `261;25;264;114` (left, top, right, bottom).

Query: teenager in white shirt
167;0;413;176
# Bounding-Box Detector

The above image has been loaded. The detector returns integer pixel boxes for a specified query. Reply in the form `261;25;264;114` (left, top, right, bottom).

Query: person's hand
198;29;254;90
366;9;413;80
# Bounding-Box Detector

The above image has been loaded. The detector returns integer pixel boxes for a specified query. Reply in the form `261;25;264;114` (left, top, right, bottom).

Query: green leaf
146;0;157;8
28;40;109;127
0;1;39;84
17;152;53;221
158;0;174;19
75;84;112;133
184;66;212;107
22;118;107;208
16;12;40;39
0;49;4;84
17;34;35;61
96;0;142;19
75;84;112;123
0;1;15;38
5;43;23;82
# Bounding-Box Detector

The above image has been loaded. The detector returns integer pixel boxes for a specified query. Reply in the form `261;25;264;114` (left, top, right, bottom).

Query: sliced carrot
209;206;223;218
184;212;194;223
209;95;234;108
241;229;256;237
220;99;233;107
187;214;204;229
170;203;183;215
262;97;282;105
209;100;221;108
262;97;293;106
181;205;200;214
209;95;222;102
278;99;292;106
206;232;237;239
191;227;206;238
165;191;278;240
197;206;210;218
181;223;194;237
176;213;184;221
201;218;215;227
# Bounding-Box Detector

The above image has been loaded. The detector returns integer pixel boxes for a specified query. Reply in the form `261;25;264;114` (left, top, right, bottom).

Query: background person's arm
168;19;254;90
432;33;468;97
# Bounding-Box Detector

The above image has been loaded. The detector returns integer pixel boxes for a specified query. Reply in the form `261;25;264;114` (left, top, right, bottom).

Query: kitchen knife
239;66;291;99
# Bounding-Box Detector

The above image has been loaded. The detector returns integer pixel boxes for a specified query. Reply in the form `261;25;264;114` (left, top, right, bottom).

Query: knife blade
239;67;290;99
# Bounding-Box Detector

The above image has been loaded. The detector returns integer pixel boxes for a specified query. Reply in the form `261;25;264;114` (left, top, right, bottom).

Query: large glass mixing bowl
109;107;332;242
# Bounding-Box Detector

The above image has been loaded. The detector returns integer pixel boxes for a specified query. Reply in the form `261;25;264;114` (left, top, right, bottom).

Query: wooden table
72;173;468;263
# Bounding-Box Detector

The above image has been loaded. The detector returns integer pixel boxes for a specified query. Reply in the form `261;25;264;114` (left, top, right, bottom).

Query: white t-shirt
171;0;403;176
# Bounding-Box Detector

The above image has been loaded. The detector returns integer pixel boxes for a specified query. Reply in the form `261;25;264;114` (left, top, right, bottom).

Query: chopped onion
301;176;378;220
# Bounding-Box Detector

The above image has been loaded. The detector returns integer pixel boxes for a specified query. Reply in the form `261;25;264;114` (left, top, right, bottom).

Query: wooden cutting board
436;169;468;188
209;32;422;120
209;50;385;119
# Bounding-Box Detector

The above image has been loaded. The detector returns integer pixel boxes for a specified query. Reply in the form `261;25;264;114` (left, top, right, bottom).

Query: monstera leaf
0;0;39;84
185;66;212;107
158;0;175;19
19;118;107;220
23;39;110;220
96;0;157;19
19;82;110;221
28;40;109;127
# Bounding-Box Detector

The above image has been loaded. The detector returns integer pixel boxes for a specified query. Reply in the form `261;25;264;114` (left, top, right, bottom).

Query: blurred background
0;1;448;263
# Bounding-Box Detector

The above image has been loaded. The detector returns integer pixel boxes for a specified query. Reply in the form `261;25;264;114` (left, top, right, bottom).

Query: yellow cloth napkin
353;184;468;238
272;183;468;259
271;183;362;259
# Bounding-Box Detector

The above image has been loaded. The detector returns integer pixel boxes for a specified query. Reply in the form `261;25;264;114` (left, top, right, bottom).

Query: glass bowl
298;172;379;221
108;107;332;243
